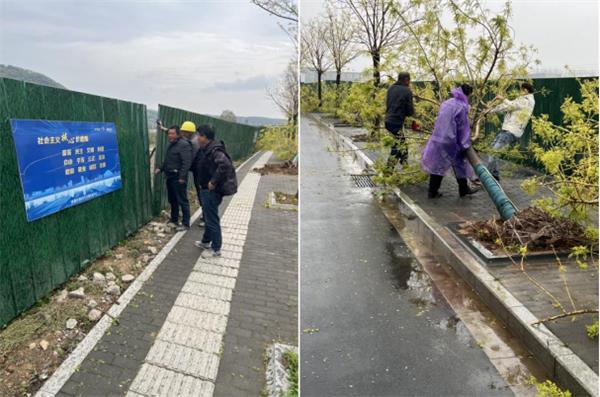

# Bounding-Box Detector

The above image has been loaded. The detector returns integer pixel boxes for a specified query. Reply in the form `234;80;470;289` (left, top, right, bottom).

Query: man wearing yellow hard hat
154;121;195;231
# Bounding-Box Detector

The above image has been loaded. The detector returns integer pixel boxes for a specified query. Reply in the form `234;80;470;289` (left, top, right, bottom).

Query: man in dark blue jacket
192;124;237;258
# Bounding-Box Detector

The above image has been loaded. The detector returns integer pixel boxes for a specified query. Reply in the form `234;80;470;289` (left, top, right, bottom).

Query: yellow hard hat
180;121;196;133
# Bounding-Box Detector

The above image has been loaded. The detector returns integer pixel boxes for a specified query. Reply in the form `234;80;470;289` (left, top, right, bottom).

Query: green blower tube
464;147;517;221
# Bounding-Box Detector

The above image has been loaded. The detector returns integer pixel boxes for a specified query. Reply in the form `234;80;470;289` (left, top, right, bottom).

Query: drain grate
350;174;376;188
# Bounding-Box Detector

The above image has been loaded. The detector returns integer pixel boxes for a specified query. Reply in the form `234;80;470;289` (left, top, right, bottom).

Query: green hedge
0;78;152;327
152;104;259;215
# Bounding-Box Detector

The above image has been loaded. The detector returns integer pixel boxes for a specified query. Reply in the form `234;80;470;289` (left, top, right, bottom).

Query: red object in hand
411;120;421;131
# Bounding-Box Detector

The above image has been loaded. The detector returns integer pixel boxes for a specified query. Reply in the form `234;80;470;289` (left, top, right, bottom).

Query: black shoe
428;192;443;199
459;187;480;197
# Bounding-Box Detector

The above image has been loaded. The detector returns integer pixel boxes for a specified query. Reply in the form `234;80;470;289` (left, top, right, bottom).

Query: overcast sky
301;0;599;75
0;0;295;118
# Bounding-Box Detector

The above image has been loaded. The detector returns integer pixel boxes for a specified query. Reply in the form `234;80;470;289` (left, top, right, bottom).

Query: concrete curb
309;113;598;397
267;191;298;211
36;150;265;397
265;343;298;397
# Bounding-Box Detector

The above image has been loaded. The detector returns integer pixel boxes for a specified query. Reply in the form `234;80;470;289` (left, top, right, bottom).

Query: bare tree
251;0;297;21
301;18;334;107
324;4;359;88
268;60;299;126
338;0;413;87
251;0;298;47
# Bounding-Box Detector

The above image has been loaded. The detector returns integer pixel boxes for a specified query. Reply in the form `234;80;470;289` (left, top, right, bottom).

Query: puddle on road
378;193;548;396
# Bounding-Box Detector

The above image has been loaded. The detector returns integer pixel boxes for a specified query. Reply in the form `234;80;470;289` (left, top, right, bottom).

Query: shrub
256;124;297;162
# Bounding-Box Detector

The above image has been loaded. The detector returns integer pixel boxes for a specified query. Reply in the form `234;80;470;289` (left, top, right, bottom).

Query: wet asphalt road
300;117;512;397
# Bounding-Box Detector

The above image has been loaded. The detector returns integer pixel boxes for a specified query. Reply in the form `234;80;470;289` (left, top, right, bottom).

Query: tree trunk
371;52;381;133
372;52;381;87
317;70;323;108
335;69;342;107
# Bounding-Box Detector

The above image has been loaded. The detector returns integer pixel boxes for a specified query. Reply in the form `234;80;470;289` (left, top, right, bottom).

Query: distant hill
235;116;286;127
0;65;66;89
147;110;284;134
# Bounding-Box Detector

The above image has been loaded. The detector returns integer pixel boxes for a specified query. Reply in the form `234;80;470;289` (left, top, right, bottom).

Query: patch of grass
274;192;298;206
528;377;571;397
586;320;599;339
85;283;104;296
0;301;86;356
128;240;146;252
65;280;80;291
282;350;298;397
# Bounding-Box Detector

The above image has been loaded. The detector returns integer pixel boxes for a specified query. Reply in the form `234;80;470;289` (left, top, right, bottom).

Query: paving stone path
38;151;297;397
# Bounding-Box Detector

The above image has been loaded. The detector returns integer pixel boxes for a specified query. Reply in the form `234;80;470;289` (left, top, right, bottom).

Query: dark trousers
194;184;205;221
385;121;408;164
428;173;470;196
166;176;190;226
199;189;223;251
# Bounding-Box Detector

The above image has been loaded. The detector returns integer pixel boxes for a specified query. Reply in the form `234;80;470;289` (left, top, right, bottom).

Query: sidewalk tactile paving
188;272;236;289
146;340;220;380
174;293;230;315
195;257;240;269
128;363;214;397
166;307;227;334
156;322;222;355
181;280;233;301
194;261;239;279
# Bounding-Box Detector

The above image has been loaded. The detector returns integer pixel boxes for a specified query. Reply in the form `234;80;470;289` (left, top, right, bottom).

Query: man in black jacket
154;123;194;231
192;124;237;258
385;71;415;167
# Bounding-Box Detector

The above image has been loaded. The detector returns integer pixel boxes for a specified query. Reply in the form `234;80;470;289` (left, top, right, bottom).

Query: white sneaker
194;241;211;249
166;221;178;228
201;249;221;258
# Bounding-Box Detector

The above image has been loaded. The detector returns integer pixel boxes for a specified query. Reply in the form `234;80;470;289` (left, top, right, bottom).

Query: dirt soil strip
310;113;599;397
125;152;271;397
35;151;264;397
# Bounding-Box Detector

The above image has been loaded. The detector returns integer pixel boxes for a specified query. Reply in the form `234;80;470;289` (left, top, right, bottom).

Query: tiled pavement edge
213;163;297;396
309;113;599;396
35;151;267;397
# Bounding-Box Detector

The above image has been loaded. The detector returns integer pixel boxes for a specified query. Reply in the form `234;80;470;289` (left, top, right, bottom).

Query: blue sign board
10;119;122;222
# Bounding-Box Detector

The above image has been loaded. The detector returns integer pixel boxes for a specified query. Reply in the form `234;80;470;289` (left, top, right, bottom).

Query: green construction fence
151;104;260;215
0;77;153;327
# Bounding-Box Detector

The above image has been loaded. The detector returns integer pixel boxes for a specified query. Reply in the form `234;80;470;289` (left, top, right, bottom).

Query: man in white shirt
486;82;535;181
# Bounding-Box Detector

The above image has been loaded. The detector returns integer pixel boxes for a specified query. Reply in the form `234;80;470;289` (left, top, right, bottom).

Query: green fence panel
151;104;260;216
0;78;153;326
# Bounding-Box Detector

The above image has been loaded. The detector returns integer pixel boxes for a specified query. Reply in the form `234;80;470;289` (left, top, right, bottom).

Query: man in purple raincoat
421;84;479;199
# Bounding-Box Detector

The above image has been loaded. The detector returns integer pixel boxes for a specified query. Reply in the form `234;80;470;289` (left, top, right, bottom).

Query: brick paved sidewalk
36;151;297;397
214;160;297;397
317;114;599;374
